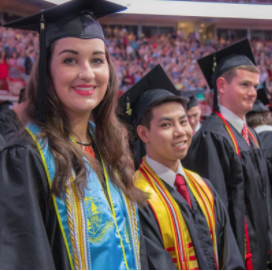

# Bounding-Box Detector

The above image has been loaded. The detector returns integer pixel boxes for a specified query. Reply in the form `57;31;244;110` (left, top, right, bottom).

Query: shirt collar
255;125;272;134
145;155;185;188
219;104;246;134
194;122;201;133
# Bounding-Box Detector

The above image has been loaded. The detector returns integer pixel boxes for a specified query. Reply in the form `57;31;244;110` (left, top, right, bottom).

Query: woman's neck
69;112;92;144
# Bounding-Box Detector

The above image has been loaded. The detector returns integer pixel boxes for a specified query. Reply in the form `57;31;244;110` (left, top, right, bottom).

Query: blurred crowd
0;27;39;94
104;26;272;93
1;25;272;95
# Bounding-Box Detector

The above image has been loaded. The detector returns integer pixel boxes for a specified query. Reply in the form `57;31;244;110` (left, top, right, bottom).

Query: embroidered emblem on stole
85;197;113;243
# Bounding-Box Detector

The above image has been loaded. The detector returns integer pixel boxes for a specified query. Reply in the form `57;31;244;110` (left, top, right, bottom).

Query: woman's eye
92;58;104;64
64;58;76;65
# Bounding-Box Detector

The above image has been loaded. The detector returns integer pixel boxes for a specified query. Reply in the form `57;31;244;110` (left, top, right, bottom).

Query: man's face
217;69;260;118
187;105;201;131
137;102;193;165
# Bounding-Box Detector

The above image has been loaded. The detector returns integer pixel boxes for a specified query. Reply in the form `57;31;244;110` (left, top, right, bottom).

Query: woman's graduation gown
0;131;148;269
182;113;272;270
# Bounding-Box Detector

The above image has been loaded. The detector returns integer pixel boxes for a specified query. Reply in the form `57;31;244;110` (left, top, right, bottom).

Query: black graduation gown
139;177;245;270
0;134;7;151
182;113;272;270
0;108;21;142
0;132;148;269
258;131;272;194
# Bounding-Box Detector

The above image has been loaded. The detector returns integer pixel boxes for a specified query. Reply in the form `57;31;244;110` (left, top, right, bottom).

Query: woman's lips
72;86;96;96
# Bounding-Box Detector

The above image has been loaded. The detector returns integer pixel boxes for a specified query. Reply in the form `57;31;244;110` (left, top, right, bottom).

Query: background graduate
246;85;272;198
0;0;147;269
179;90;203;135
119;64;244;270
183;39;272;269
0;88;26;149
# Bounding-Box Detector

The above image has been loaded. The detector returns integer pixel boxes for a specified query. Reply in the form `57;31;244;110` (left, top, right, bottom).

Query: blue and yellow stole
26;122;141;270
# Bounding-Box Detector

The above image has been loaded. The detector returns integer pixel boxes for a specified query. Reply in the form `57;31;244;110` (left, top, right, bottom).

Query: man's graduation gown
182;113;272;269
0;132;148;269
139;175;244;270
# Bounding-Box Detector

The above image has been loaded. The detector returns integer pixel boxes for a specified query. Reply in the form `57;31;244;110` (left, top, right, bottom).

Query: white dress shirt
145;155;186;190
194;122;201;133
219;104;246;134
255;125;272;134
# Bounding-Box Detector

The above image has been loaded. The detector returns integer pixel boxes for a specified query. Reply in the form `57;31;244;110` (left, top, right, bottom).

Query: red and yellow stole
135;158;218;270
216;111;259;270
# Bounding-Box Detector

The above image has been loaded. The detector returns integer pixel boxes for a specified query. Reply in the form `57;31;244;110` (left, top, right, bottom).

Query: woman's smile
72;84;97;96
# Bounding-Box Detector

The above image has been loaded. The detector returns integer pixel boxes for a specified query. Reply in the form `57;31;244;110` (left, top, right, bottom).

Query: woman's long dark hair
25;41;145;205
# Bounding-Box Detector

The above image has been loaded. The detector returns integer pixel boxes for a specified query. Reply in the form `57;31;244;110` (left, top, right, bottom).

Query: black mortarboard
4;0;126;122
118;64;188;128
118;64;188;168
179;90;204;110
247;85;269;115
198;39;256;112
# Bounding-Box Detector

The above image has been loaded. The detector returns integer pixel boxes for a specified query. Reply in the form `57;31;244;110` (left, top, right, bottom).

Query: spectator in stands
24;47;35;76
0;50;8;91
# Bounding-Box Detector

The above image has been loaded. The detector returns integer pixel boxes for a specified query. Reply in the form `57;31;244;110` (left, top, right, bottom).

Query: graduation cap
247;85;269;116
118;64;188;168
118;64;188;128
4;0;126;122
198;39;256;112
179;90;205;110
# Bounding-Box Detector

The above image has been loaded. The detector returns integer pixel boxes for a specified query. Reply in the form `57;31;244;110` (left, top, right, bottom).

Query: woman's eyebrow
92;51;106;55
58;49;79;56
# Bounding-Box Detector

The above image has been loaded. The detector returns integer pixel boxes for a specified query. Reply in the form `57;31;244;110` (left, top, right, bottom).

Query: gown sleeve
256;132;272;265
0;144;56;269
138;204;177;270
209;180;245;270
0;134;7;151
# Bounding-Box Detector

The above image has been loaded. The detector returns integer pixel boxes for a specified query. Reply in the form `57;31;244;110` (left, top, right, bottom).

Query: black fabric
139;177;245;270
0;108;21;142
4;0;126;123
258;131;272;198
198;39;256;90
197;39;255;112
118;64;188;169
0;132;148;269
4;0;126;44
0;134;7;151
247;100;268;115
186;96;199;110
247;86;269;115
183;113;272;269
179;90;203;110
0;101;12;111
118;64;188;127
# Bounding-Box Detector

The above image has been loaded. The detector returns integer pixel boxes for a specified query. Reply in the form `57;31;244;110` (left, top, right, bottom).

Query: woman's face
50;37;109;117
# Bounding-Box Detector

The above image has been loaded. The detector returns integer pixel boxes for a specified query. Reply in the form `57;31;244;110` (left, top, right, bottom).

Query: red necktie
242;124;254;269
242;123;250;146
174;174;192;208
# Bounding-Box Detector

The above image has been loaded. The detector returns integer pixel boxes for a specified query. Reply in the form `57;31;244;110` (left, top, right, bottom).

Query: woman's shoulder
1;130;40;161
